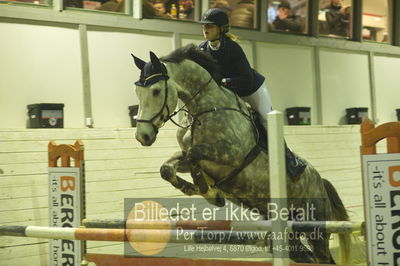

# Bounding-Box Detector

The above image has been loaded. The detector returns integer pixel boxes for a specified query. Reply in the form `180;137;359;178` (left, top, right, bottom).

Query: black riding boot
260;118;306;179
285;142;307;179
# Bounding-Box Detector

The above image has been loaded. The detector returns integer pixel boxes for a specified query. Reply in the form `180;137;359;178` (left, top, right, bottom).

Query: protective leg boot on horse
260;120;307;180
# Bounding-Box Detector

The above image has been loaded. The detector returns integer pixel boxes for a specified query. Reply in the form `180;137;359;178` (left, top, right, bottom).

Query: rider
198;8;306;179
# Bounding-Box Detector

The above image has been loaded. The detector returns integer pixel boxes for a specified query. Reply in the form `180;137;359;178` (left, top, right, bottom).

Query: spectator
153;1;167;16
143;0;157;17
97;0;124;12
230;0;255;28
142;0;172;19
210;0;232;15
325;0;350;37
179;0;195;20
272;0;304;33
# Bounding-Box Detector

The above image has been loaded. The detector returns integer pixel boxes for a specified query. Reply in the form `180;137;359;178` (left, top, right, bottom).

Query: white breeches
241;82;273;121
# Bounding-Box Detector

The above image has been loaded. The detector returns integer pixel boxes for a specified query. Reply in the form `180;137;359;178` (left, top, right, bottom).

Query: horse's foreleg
160;151;226;207
160;151;199;195
187;140;242;166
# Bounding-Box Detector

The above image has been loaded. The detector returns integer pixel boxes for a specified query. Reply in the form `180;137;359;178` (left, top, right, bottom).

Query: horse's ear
131;54;146;70
149;51;167;74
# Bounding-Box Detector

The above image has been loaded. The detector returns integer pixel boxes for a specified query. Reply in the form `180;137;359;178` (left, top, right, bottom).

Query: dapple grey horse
131;44;350;264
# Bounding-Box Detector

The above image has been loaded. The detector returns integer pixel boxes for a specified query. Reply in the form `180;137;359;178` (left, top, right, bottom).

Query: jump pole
268;111;290;266
81;218;365;234
0;225;268;245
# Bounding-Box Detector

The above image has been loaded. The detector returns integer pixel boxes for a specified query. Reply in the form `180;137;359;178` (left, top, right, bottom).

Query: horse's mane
160;44;223;82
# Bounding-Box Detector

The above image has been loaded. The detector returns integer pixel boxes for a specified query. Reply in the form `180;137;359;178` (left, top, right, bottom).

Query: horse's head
132;51;178;146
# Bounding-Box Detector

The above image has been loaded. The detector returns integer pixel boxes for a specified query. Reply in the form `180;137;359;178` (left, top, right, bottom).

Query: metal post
308;0;319;37
313;46;323;125
201;0;209;15
260;0;268;32
368;51;377;123
133;0;143;19
250;40;257;69
352;0;363;42
126;0;133;16
172;31;184;123
172;32;181;50
52;0;63;12
393;0;400;46
79;24;94;128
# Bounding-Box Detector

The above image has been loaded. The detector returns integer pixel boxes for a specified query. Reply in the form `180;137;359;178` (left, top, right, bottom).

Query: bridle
136;76;170;134
136;72;214;132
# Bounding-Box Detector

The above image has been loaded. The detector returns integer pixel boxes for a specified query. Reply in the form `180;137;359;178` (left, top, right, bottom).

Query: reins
166;77;214;129
165;77;255;133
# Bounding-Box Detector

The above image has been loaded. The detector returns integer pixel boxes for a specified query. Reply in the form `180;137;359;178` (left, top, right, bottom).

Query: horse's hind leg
160;151;199;195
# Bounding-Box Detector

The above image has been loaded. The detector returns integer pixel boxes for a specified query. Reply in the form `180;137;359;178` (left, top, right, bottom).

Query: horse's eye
153;89;161;96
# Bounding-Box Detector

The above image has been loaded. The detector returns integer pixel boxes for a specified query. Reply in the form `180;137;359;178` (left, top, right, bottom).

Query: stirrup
286;158;307;179
285;146;307;179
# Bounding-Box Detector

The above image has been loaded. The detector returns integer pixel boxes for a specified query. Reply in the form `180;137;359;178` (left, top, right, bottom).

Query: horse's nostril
143;134;150;143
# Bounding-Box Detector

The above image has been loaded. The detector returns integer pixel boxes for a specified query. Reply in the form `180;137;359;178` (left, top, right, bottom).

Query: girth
190;100;265;188
214;144;263;186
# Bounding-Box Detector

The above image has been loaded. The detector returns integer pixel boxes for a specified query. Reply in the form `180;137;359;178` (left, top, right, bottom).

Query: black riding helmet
200;8;229;27
200;8;230;43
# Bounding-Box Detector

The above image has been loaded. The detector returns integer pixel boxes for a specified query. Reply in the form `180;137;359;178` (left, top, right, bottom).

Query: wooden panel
0;208;48;224
0;177;180;201
0;128;176;141
0;241;49;260
0;253;49;266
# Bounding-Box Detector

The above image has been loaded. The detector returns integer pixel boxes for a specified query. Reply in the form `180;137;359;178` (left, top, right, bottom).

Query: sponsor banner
49;167;83;266
362;153;400;266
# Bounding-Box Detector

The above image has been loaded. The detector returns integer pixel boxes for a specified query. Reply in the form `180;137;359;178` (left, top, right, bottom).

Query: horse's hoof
215;193;226;207
160;164;174;181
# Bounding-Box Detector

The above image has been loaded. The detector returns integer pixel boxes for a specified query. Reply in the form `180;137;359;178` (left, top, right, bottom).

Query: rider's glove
221;78;231;86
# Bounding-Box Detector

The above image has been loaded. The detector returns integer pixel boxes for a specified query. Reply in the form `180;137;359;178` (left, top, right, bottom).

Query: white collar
208;41;221;51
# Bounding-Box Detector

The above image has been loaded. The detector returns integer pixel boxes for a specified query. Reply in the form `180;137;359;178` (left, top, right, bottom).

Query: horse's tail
322;178;351;265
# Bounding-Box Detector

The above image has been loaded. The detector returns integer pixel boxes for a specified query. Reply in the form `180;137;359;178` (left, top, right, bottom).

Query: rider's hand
221;78;231;86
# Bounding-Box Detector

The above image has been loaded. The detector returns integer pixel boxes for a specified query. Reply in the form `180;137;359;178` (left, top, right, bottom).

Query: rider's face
202;24;220;41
